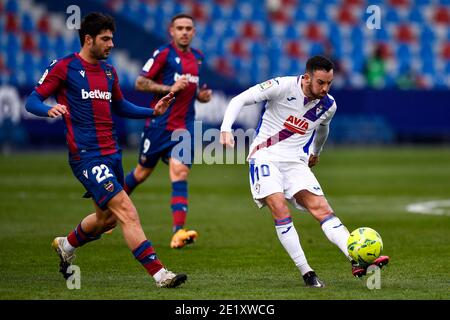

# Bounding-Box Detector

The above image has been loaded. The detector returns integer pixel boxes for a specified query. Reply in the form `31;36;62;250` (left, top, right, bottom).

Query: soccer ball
347;227;383;265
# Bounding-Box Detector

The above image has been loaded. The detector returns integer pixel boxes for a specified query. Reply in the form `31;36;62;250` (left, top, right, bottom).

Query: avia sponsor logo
174;72;199;84
81;89;112;100
283;115;309;135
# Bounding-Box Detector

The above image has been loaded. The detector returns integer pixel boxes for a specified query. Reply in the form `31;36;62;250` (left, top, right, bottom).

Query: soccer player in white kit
220;56;389;287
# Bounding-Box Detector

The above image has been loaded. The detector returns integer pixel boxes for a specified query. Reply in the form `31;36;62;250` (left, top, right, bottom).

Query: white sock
275;220;313;276
152;268;166;282
62;237;76;254
320;215;351;260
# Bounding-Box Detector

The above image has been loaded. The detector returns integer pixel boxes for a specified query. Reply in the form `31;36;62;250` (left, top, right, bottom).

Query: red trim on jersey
83;63;116;156
58;88;79;159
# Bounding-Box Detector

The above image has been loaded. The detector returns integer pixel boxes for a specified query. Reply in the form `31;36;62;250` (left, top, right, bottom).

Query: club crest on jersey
316;105;324;116
105;69;113;79
104;181;114;192
284;115;309;135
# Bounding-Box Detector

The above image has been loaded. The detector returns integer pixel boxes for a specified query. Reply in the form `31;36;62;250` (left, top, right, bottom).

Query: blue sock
124;170;139;194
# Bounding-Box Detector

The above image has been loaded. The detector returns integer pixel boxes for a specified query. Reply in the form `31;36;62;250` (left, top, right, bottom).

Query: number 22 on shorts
91;164;114;183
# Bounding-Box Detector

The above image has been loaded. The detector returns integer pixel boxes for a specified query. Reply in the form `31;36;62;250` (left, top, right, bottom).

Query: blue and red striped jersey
35;53;124;161
140;42;204;131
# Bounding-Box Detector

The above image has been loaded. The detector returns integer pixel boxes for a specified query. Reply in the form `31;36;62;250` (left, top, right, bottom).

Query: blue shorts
138;126;194;168
70;152;124;210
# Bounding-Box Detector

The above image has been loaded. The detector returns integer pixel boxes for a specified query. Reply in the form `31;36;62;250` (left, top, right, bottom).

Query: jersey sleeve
111;67;124;101
140;48;169;80
247;77;284;104
35;59;67;99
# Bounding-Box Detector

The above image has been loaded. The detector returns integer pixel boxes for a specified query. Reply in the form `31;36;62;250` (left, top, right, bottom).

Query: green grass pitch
0;147;449;300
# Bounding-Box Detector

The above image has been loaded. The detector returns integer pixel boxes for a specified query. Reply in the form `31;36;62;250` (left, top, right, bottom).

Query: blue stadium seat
374;26;390;42
421;58;435;75
284;24;299;40
23;52;35;84
420;25;436;43
385;9;401;23
6;33;19;56
5;0;18;14
53;35;66;58
397;44;412;64
21;12;34;32
309;42;325;56
409;7;424;23
38;33;51;53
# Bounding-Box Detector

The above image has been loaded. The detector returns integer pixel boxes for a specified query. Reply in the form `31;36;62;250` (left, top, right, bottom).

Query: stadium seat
5;12;19;32
21;12;34;33
22;32;36;53
396;24;416;43
336;6;357;25
305;23;323;42
285;40;303;59
5;0;18;14
434;6;450;24
442;42;450;60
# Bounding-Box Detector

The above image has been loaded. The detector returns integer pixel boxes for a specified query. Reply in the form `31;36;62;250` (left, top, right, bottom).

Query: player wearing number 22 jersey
25;12;187;289
220;56;389;288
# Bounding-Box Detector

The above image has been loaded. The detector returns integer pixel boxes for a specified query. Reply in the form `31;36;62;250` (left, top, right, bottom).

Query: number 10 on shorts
250;163;270;185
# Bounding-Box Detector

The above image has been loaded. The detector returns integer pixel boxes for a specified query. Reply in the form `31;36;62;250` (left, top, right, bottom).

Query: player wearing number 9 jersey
25;12;187;288
220;55;389;287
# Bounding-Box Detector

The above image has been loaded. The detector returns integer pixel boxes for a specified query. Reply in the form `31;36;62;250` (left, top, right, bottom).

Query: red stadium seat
285;41;303;58
343;0;365;6
337;6;357;25
241;22;260;40
22;32;37;53
229;39;249;57
5;12;19;33
214;56;234;77
442;42;450;60
305;23;323;42
389;0;410;7
396;24;416;43
191;3;208;23
268;9;290;24
434;6;450;25
37;16;50;34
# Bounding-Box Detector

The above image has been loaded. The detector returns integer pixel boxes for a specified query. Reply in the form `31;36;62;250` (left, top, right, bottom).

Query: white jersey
222;76;337;163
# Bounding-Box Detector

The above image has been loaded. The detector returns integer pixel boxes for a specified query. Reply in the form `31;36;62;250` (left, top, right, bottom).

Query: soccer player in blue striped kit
25;12;186;288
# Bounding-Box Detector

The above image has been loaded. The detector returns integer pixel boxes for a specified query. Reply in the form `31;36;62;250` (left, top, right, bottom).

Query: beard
308;83;328;99
91;43;111;60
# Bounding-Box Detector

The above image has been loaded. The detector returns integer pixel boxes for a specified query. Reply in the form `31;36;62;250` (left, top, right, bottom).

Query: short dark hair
171;13;194;25
79;12;115;46
306;55;334;74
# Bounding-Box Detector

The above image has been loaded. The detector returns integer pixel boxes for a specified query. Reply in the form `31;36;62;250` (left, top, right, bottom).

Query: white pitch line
406;200;450;216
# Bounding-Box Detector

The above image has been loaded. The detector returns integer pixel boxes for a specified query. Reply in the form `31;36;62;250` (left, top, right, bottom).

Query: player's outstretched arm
112;92;174;119
153;92;175;116
25;90;67;118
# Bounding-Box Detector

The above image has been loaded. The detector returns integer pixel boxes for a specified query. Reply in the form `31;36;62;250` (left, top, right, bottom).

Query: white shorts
248;158;324;211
